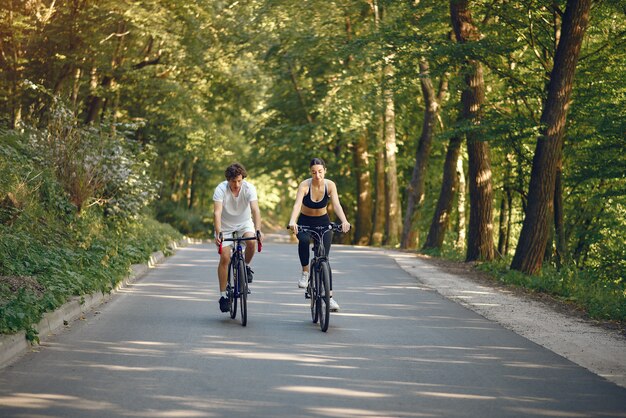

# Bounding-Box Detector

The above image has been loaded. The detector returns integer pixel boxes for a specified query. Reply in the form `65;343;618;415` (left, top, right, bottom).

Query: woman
288;157;351;311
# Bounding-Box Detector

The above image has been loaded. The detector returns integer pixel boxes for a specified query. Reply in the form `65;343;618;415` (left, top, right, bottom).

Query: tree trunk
354;130;373;245
455;152;466;250
383;57;402;246
450;0;495;262
372;139;386;247
287;61;314;124
85;21;126;124
85;75;112;124
497;192;509;257
187;156;199;210
554;162;566;268
511;0;592;274
4;2;22;128
423;135;463;250
401;59;438;249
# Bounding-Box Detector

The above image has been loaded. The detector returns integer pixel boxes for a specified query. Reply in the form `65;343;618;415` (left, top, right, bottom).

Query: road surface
1;242;625;417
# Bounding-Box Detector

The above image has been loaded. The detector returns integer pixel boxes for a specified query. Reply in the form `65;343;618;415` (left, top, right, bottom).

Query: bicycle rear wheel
238;258;248;326
310;263;318;323
318;261;331;332
229;260;237;319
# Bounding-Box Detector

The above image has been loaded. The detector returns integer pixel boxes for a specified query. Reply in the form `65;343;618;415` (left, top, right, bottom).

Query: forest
0;0;625;336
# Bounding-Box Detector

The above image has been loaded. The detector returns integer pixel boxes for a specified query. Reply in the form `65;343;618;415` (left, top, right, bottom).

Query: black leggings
297;213;332;267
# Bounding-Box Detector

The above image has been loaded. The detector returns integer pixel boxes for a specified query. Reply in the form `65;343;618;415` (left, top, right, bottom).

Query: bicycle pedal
305;292;311;299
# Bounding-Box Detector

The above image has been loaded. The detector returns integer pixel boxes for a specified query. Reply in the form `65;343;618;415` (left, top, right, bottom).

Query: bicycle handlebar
286;223;345;238
218;230;262;254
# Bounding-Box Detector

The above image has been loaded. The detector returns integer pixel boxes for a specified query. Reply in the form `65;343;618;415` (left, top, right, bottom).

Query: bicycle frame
218;231;261;326
291;223;342;332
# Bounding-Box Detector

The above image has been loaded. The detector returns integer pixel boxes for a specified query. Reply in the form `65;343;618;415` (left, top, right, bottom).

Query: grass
474;258;626;323
0;214;181;341
418;240;625;324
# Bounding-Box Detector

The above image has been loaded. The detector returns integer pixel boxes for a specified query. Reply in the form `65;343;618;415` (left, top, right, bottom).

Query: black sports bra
302;180;329;210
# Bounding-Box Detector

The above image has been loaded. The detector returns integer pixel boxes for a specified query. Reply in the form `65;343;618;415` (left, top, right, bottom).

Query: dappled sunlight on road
308;406;435;417
1;243;625;417
416;390;497;400
0;392;116;410
193;347;333;364
85;364;195;373
506;407;594;417
277;386;390;398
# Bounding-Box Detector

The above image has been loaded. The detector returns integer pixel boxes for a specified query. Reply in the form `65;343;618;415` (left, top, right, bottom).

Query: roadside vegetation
0;112;181;340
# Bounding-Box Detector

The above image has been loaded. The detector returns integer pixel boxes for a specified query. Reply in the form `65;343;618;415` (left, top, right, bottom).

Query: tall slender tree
423;134;463;250
450;0;495;261
401;59;443;249
383;54;402;246
511;0;593;274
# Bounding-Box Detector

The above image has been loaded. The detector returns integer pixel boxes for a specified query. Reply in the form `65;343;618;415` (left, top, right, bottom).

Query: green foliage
0;125;181;336
476;261;626;322
155;202;212;238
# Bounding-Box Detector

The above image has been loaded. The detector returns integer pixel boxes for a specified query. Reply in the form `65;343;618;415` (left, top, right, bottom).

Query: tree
423;134;463;250
450;0;495;262
511;0;593;275
401;59;447;249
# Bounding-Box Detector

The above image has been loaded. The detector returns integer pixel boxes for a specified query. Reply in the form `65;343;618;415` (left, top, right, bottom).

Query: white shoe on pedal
329;297;340;312
298;272;309;289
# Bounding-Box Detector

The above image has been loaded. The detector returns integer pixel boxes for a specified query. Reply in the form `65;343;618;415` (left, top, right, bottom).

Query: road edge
0;237;196;370
384;249;626;390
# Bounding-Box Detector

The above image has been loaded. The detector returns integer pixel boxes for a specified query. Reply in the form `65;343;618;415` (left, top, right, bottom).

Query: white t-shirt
213;180;258;231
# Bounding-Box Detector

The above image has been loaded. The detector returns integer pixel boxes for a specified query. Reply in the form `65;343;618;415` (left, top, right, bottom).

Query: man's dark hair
310;157;326;168
225;162;247;180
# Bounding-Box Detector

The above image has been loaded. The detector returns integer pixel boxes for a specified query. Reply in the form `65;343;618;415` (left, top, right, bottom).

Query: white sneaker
298;272;309;288
329;297;340;312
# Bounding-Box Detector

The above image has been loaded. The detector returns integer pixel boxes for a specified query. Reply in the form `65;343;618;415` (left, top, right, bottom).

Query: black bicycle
290;223;343;332
219;231;261;326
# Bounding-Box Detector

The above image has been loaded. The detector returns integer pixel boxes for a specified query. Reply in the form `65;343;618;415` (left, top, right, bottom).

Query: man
213;162;263;313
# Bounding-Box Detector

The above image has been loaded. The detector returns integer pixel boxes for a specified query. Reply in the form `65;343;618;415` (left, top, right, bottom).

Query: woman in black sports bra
288;157;351;311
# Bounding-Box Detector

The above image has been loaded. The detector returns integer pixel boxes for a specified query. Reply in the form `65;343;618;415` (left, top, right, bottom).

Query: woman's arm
328;180;351;233
288;181;307;233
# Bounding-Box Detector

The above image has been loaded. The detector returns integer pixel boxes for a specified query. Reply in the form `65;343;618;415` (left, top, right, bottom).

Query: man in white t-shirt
213;162;263;313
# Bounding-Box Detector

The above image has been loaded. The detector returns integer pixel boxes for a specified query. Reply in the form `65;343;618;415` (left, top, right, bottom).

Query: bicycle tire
229;259;237;319
238;257;248;326
310;262;319;323
319;261;331;332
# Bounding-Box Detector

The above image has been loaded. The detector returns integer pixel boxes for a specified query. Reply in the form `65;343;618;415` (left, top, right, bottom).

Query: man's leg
243;233;256;264
218;247;231;291
217;247;231;312
243;231;256;282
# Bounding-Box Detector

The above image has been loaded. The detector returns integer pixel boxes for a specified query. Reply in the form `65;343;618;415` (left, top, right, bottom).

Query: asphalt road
0;242;625;417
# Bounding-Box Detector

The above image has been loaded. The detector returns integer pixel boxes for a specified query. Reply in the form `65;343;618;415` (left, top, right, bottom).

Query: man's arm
214;201;223;246
250;200;263;242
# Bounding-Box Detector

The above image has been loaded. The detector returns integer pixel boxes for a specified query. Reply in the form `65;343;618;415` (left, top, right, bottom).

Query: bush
27;101;160;219
476;260;626;322
154;201;212;238
0;123;181;337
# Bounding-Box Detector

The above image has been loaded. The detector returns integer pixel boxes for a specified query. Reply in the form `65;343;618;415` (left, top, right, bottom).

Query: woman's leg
323;231;333;290
296;231;311;288
297;230;311;270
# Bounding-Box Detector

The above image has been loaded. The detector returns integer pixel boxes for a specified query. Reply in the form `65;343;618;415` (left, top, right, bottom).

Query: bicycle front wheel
238;258;248;326
228;261;237;319
310;263;318;323
318;261;331;332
